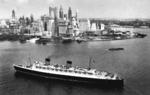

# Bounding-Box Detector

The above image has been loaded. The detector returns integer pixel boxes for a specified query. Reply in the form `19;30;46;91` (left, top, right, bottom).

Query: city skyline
0;0;150;19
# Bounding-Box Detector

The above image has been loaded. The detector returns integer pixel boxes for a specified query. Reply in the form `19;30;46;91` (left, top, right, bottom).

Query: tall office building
59;5;64;19
55;7;59;19
49;6;58;19
75;9;78;19
12;9;16;19
68;7;72;21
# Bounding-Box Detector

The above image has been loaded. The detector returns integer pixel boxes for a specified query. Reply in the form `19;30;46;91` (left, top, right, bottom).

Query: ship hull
14;65;124;88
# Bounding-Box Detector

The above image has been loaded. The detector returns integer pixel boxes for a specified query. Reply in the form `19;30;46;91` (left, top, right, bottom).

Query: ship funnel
45;56;51;65
66;60;72;69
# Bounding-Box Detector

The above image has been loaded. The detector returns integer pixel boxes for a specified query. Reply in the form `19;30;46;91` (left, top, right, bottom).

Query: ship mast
88;57;92;70
28;56;32;66
88;57;95;70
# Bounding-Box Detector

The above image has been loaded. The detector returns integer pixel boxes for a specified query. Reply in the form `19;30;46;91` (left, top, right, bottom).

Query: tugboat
62;37;73;43
135;33;147;38
75;37;87;43
61;34;74;43
13;56;124;88
36;37;51;44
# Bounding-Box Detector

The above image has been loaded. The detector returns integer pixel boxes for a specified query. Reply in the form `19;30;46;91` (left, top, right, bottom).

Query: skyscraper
68;7;72;21
75;9;78;19
59;5;64;19
12;9;15;19
49;6;54;18
54;7;59;19
49;6;58;19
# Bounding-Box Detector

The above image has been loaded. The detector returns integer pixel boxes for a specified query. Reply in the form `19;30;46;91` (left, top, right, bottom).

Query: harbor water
0;28;150;95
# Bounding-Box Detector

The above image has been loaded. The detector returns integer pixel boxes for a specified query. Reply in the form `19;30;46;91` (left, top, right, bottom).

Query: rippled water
0;28;150;95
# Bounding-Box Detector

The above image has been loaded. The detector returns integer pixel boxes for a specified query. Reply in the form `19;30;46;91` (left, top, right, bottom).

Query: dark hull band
14;65;124;88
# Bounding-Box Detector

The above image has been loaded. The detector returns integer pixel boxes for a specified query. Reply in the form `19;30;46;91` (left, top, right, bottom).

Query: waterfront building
41;5;59;37
58;19;68;35
41;5;60;38
79;18;91;32
72;17;77;26
109;24;120;31
49;6;59;37
41;15;55;38
109;24;134;37
48;19;55;37
71;17;80;36
100;23;105;30
41;15;49;31
29;20;44;36
0;20;9;28
19;16;26;27
0;19;10;34
90;23;97;31
67;24;74;36
9;10;19;34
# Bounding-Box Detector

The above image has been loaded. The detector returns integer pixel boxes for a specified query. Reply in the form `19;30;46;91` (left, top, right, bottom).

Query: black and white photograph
0;0;150;95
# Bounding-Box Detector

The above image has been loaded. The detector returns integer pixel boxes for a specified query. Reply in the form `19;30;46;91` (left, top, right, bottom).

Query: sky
0;0;150;19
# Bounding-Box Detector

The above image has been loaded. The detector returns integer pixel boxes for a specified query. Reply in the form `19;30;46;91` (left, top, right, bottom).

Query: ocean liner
13;56;124;88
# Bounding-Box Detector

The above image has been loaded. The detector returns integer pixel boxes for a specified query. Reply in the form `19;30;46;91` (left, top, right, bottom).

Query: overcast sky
0;0;150;19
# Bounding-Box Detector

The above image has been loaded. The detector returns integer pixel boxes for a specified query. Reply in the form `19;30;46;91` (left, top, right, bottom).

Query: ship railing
18;64;23;67
35;65;95;76
87;72;93;75
68;69;94;76
73;68;95;75
54;64;59;68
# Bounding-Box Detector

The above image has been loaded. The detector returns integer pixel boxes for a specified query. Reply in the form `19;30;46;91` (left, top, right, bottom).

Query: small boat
36;38;51;44
75;37;87;43
62;37;73;43
76;40;82;43
13;56;124;88
108;48;124;51
135;33;147;38
27;38;39;43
